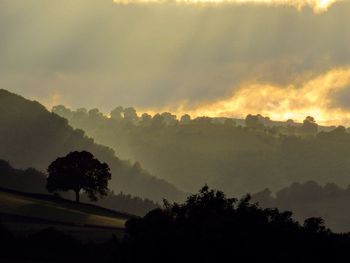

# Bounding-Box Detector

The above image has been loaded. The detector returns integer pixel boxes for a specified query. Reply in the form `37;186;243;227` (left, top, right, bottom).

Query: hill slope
54;105;350;196
0;187;133;242
0;187;129;229
0;89;184;202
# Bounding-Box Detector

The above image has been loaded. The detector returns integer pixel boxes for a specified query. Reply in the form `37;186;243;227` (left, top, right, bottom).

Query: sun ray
113;0;343;13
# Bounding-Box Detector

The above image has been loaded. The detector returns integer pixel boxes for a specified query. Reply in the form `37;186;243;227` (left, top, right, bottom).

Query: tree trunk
75;190;80;203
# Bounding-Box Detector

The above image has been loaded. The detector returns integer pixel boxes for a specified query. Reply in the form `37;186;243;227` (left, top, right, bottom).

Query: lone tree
47;151;112;202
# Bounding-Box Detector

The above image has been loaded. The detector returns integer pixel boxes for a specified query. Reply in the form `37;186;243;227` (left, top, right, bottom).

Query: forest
54;105;350;196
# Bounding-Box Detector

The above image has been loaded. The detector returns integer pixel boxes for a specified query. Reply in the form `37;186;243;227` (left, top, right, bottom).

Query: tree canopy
124;186;347;263
47;151;111;202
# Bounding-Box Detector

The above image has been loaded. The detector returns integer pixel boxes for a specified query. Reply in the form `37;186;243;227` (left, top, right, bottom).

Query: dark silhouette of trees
47;151;112;202
151;113;166;128
123;107;138;124
124;186;350;263
245;114;264;129
301;116;318;134
0;224;15;258
110;106;124;122
161;112;178;126
2;187;350;262
139;113;152;127
180;114;191;124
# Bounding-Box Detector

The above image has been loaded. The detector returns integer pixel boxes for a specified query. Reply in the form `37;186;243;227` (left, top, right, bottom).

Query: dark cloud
1;0;350;111
332;85;350;110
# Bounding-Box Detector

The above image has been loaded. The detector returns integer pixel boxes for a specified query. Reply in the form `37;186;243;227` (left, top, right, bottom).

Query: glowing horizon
139;67;350;126
113;0;342;13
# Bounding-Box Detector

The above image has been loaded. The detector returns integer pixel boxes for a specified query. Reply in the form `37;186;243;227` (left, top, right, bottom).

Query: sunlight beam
112;0;342;13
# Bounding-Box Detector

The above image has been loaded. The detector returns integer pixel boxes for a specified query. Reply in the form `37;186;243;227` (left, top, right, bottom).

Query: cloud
113;0;343;13
142;67;350;125
1;0;350;124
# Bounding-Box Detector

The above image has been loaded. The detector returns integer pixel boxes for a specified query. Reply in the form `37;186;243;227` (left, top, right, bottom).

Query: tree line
1;186;350;263
53;104;350;197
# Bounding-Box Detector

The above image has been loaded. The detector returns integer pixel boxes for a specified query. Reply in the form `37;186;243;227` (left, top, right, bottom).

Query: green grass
0;190;129;229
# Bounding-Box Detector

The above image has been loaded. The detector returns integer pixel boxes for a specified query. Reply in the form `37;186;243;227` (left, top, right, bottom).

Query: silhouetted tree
245;114;264;129
52;105;72;120
301;116;318;134
161;112;178;126
123;107;138;124
124;186;350;263
193;116;212;125
139;113;152;127
151;114;166;128
47;151;112;202
180;114;191;125
110;106;124;122
304;217;327;233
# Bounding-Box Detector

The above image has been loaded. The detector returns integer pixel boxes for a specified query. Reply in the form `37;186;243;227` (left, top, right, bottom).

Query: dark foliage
25;227;84;261
0;223;15;257
2;187;350;263
123;186;350;263
47;151;112;202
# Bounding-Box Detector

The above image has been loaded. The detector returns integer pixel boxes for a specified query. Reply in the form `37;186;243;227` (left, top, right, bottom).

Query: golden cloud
113;0;343;13
141;67;350;126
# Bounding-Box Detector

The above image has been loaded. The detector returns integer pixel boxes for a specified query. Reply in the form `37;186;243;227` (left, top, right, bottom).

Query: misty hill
0;159;47;194
252;181;350;233
0;89;184;202
54;105;350;196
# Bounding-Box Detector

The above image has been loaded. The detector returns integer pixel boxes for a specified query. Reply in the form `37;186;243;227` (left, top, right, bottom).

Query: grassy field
0;188;133;229
0;188;135;242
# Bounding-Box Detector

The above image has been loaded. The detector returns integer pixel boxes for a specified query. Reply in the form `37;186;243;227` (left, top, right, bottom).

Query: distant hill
53;105;350;196
252;181;350;233
0;89;184;202
0;159;46;194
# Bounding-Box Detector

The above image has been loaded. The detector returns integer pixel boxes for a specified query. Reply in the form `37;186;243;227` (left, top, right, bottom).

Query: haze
1;0;350;124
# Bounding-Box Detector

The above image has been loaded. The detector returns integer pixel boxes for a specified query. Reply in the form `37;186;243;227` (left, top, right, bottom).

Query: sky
1;0;350;125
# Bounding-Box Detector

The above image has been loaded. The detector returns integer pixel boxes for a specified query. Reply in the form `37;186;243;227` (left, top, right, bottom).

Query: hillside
0;187;130;228
0;187;132;242
0;89;184;202
252;181;350;233
54;105;350;196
